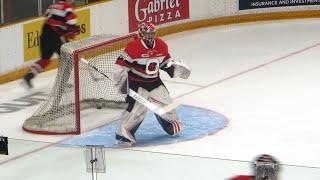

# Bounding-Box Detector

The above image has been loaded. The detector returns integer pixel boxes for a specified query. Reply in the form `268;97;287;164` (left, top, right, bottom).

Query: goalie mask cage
23;33;138;135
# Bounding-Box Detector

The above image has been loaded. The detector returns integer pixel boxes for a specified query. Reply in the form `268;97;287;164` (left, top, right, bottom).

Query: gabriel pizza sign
128;0;190;32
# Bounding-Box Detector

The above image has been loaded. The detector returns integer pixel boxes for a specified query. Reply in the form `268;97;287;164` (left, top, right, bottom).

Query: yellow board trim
1;10;320;84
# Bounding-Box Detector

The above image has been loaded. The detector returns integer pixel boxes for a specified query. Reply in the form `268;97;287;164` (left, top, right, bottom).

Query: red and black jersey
116;37;171;83
229;175;255;180
44;1;77;36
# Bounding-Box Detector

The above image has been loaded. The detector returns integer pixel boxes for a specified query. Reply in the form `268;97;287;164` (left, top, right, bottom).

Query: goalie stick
80;58;179;115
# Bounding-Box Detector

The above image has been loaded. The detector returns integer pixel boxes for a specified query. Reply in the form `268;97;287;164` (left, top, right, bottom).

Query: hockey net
23;33;138;134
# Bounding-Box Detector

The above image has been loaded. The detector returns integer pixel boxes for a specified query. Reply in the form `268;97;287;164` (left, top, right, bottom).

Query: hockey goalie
113;22;191;146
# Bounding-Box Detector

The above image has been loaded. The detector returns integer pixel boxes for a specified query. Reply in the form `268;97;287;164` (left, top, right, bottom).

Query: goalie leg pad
155;113;184;136
149;85;173;105
115;120;142;146
116;88;149;143
149;85;184;135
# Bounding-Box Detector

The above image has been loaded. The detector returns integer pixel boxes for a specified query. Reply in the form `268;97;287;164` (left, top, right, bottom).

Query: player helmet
138;22;156;48
253;154;279;180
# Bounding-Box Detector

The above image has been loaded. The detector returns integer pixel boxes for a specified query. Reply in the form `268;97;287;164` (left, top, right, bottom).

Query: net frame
23;33;138;135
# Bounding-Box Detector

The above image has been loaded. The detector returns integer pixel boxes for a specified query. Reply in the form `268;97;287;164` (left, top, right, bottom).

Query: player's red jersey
229;175;255;180
45;1;77;36
116;37;171;83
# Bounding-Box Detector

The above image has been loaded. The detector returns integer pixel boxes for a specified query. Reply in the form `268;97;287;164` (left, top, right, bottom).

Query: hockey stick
88;67;104;82
80;58;179;115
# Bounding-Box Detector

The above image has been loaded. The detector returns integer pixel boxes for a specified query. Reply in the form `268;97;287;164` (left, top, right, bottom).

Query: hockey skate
115;133;135;147
21;72;35;89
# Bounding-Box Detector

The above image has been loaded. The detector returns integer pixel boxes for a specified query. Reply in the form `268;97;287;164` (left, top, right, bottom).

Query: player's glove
69;25;81;35
64;25;81;40
166;59;191;79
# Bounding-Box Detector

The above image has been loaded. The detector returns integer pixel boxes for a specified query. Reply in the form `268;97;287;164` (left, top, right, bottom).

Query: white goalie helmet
138;22;156;48
253;154;279;180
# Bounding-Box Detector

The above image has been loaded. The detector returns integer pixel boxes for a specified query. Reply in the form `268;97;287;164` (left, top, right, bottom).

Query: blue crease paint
62;105;228;147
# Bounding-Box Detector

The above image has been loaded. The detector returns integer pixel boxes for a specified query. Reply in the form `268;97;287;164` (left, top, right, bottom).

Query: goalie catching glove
165;59;191;79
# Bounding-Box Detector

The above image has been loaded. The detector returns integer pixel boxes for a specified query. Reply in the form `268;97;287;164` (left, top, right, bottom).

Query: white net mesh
23;33;138;134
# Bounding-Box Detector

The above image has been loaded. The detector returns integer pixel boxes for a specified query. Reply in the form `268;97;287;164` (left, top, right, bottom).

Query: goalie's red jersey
229;175;255;180
115;37;171;83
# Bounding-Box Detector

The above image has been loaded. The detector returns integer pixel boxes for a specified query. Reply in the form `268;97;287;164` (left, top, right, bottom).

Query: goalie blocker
113;22;191;146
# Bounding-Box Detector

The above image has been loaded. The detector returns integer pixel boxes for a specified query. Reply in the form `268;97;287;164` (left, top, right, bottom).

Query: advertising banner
239;0;320;10
128;0;190;32
23;9;91;62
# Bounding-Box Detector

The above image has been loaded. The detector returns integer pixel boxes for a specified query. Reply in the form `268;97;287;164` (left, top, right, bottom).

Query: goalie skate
115;133;135;147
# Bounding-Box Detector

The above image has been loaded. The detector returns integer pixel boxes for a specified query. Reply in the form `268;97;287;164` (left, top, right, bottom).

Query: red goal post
23;33;138;135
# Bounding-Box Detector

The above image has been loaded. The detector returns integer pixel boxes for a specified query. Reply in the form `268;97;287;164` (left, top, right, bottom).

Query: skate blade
115;140;133;147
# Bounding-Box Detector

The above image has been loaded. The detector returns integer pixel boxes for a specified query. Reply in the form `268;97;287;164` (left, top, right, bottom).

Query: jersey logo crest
145;59;159;75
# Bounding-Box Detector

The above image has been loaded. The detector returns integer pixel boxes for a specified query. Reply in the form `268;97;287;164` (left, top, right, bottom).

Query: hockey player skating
22;0;80;88
229;154;280;180
113;22;191;146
